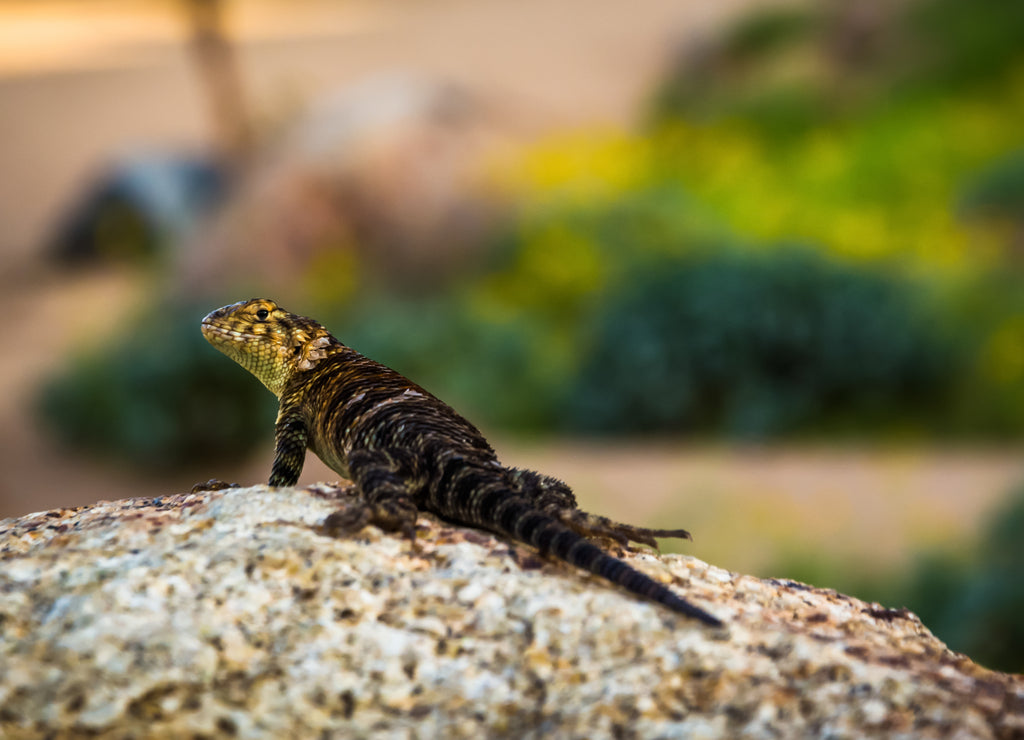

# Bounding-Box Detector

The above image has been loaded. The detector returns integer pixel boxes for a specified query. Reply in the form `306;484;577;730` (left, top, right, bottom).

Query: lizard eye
255;308;270;321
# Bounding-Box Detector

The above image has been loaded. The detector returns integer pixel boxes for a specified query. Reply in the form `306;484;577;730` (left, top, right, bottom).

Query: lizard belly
310;441;351;481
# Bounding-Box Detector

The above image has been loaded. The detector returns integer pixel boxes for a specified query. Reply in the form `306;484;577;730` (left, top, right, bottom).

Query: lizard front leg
270;416;308;487
194;416;306;492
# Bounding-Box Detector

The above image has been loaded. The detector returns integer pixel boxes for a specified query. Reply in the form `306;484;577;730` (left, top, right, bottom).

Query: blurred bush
959;149;1024;266
644;0;1024;273
768;479;1024;674
38;304;276;470
564;249;957;437
316;243;984;441
902;483;1024;673
960;149;1024;222
651;0;1024;135
49;155;226;266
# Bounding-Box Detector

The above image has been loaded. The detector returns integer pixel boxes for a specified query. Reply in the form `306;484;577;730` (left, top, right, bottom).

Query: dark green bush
903;0;1024;92
564;249;961;438
321;248;966;440
323;299;561;432
650;0;1024;133
903;484;1024;673
959;149;1024;221
38;303;277;470
770;481;1024;673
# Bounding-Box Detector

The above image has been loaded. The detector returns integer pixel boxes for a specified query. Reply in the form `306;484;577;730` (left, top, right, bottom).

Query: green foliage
309;164;1022;439
322;298;561;432
564;249;958;437
650;6;820;133
769;481;1024;673
903;0;1024;92
724;7;813;61
485;0;1024;441
309;240;978;439
959;149;1024;221
38;304;277;469
903;484;1024;673
651;0;1024;135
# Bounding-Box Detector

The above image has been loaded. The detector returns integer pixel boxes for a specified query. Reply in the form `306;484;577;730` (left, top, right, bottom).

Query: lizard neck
272;327;344;397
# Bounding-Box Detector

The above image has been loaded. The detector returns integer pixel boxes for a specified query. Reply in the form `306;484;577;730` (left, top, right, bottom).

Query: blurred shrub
312;242;977;440
49;155;226;267
959;149;1024;223
311;172;1021;439
903;0;1024;93
38;304;276;469
651;0;1024;135
645;82;1024;273
518;81;1024;277
322;298;562;432
564;249;958;437
651;5;825;137
35;186;1022;473
902;483;1024;673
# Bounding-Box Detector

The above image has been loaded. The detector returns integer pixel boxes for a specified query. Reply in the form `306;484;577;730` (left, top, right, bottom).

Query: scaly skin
201;298;722;626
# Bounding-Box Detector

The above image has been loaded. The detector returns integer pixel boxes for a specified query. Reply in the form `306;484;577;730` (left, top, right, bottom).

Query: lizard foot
555;509;691;549
191;479;241;493
319;496;419;542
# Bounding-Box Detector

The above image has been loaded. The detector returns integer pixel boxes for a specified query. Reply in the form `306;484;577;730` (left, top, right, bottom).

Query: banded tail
433;461;723;627
494;500;722;627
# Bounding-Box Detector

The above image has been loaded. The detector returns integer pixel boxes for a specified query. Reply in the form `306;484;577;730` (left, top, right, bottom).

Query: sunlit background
1;0;1022;672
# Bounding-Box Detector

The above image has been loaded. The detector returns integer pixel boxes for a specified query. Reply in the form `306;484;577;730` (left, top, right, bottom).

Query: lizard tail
500;500;723;627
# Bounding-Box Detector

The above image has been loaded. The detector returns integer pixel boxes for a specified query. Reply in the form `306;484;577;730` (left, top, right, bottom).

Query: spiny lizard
201;298;722;626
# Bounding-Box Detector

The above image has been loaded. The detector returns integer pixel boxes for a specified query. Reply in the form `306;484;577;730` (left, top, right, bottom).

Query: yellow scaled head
201;298;334;397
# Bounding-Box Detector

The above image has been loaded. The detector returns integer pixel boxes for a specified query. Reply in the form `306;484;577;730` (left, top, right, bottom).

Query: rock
1;486;1021;738
178;76;509;299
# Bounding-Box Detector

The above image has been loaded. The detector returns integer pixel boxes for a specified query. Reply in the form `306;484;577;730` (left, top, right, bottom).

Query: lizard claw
191;479;241;493
319;504;371;537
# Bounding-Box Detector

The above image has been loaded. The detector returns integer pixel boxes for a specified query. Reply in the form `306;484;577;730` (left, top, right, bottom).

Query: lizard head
201;298;337;397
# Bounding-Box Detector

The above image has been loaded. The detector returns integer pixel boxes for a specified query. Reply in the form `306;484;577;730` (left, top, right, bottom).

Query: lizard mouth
200;321;252;341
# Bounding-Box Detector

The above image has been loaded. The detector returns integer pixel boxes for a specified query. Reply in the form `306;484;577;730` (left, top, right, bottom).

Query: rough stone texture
1;486;1021;739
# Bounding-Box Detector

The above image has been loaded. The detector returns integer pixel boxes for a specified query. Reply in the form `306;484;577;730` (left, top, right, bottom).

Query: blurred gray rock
49;153;226;265
180;76;509;299
1;486;1021;738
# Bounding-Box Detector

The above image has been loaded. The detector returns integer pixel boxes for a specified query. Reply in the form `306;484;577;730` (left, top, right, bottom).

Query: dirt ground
0;0;1022;585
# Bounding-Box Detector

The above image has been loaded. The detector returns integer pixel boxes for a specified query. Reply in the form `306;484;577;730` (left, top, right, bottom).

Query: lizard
200;298;722;627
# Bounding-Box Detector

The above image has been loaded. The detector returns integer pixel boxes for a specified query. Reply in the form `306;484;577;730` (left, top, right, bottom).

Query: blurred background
1;0;1022;671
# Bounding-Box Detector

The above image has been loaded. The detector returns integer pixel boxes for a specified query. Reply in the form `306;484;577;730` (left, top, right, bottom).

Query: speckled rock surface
1;486;1021;739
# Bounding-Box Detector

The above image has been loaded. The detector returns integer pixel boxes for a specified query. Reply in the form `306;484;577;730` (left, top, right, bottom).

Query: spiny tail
502;501;722;626
427;456;722;626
